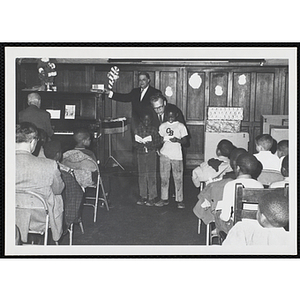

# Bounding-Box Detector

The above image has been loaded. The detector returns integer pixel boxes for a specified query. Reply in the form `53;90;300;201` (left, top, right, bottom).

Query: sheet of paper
46;109;61;119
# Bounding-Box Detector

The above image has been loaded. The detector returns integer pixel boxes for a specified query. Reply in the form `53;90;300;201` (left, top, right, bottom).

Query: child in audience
269;155;289;188
192;139;236;187
62;128;98;188
277;139;289;165
44;140;85;229
73;128;97;161
193;148;247;227
155;105;188;208
254;134;281;171
222;190;289;246
215;153;264;233
133;109;162;206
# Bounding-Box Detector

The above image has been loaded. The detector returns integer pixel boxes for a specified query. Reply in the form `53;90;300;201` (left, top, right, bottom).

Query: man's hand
103;88;111;95
169;137;180;143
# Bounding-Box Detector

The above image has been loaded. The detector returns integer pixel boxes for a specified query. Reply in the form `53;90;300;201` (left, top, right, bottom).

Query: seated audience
193;148;247;227
192;139;236;187
254;134;281;171
15;122;64;243
222;190;289;246
44;140;84;229
269;155;289;188
277;139;289;165
214;153;264;233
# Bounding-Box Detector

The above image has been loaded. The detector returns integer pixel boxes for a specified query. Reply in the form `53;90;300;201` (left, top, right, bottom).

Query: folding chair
60;169;85;245
196;181;214;245
84;161;109;223
16;190;50;245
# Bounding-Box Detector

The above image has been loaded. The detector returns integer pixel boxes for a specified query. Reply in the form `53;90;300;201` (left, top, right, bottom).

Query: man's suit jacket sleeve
111;89;136;102
51;162;65;195
44;111;54;137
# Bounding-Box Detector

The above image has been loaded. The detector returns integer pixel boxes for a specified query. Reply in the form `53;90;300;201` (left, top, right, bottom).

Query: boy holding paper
133;109;162;206
155;106;189;209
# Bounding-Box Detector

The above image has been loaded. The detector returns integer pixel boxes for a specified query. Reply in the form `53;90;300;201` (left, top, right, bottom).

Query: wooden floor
58;165;208;246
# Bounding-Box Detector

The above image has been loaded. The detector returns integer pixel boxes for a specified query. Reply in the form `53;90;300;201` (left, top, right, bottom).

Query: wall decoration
165;86;173;97
37;58;57;91
107;66;120;89
215;85;223;96
238;74;247;85
188;73;202;89
65;105;76;119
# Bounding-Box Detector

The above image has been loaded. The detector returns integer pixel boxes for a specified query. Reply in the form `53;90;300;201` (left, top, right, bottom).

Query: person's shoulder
149;85;161;93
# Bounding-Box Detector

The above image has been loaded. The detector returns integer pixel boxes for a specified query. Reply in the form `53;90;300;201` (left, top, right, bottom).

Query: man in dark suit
19;92;54;138
106;72;162;132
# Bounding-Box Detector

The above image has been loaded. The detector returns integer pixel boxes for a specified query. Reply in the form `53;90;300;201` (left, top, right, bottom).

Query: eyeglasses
153;105;164;111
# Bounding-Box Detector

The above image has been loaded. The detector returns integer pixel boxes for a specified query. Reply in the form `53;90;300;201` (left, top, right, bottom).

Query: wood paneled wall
17;61;288;167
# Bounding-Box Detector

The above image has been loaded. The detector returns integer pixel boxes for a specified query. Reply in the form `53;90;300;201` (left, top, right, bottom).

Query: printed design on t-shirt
166;127;174;136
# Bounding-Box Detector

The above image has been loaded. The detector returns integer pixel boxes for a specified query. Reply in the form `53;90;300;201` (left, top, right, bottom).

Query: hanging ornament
215;85;223;96
107;66;120;90
188;73;202;89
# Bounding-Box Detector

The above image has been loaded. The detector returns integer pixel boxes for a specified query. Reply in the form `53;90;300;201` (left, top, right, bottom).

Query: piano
18;91;104;160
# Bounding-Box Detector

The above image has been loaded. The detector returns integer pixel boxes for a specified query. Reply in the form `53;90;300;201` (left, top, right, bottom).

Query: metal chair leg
198;219;201;234
206;223;210;245
79;221;84;234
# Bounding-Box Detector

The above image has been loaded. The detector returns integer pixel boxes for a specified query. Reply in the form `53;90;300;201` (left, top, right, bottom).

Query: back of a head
259;191;289;228
229;148;247;169
44;140;62;160
278;140;289;154
281;155;289;177
255;134;273;151
16;122;38;143
217;139;236;158
27;92;41;107
73;128;90;144
236;153;260;177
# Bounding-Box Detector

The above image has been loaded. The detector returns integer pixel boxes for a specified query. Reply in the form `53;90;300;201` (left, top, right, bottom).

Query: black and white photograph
4;45;297;256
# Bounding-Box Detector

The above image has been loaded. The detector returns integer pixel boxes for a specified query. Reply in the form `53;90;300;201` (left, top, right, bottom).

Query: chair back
15;190;50;244
233;183;285;224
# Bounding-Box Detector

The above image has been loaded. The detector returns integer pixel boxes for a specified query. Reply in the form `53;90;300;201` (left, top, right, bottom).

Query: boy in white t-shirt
254;134;281;171
155;106;188;208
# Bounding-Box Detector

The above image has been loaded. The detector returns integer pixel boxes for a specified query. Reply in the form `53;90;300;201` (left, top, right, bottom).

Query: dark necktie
159;114;163;124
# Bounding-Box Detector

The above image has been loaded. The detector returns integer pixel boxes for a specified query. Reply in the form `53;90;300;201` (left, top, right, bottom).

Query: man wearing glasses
150;93;188;133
